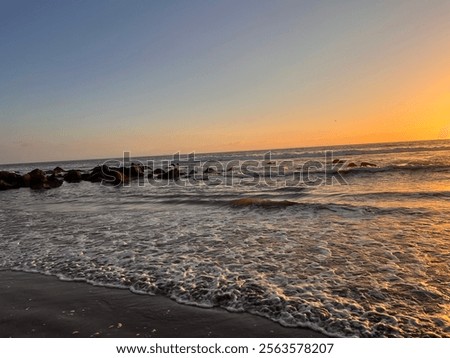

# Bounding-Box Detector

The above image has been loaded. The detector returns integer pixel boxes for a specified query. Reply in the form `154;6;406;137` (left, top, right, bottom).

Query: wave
6;263;447;338
229;198;298;208
182;162;450;178
193;141;450;162
225;197;432;217
299;144;450;159
272;186;309;193
333;190;450;200
98;191;439;216
336;163;450;175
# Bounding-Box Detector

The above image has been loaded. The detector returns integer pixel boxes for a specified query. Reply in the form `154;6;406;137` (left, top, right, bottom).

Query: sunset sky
1;0;450;163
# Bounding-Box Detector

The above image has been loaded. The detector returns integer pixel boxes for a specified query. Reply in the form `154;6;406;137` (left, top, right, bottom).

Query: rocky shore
0;158;377;191
0;163;152;191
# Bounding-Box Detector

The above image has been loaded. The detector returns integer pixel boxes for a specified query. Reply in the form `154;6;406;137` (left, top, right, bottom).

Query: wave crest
230;197;298;208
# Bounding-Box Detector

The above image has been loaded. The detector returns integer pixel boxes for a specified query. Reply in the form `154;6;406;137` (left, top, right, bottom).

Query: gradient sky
1;0;450;163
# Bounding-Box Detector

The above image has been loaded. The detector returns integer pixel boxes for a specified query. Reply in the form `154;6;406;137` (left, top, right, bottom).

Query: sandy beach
0;271;326;338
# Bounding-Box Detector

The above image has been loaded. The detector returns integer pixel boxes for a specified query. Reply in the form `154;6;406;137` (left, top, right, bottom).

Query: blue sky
1;0;449;163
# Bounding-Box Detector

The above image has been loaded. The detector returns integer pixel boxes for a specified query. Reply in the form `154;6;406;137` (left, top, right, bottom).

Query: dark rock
46;175;63;188
0;171;23;190
22;174;31;187
86;166;103;182
85;165;112;183
333;159;346;164
28;169;63;190
28;169;47;189
128;163;144;178
158;168;180;180
0;180;13;191
91;165;103;174
64;170;82;183
29;168;46;178
347;162;358;168
360;162;377;167
87;172;102;183
204;167;216;174
113;170;127;185
53;166;65;176
91;165;128;185
153;168;165;175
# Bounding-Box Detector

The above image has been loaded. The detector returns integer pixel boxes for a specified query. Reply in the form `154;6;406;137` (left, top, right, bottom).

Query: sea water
1;140;449;337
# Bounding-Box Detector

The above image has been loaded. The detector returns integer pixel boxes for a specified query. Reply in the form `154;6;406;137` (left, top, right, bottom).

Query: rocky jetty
28;169;63;190
333;159;377;169
0;164;132;191
86;165;128;185
332;159;346;164
0;159;379;191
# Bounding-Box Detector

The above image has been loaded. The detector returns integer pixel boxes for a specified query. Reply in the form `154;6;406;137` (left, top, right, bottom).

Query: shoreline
0;270;328;338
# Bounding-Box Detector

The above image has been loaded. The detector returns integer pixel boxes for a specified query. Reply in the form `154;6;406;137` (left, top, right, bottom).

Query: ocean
1;139;449;337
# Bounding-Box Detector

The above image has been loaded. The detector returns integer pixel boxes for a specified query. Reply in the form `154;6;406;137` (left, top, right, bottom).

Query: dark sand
0;271;327;338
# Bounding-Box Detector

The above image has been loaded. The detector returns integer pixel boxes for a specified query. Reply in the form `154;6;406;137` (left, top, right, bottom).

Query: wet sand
0;271;327;338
